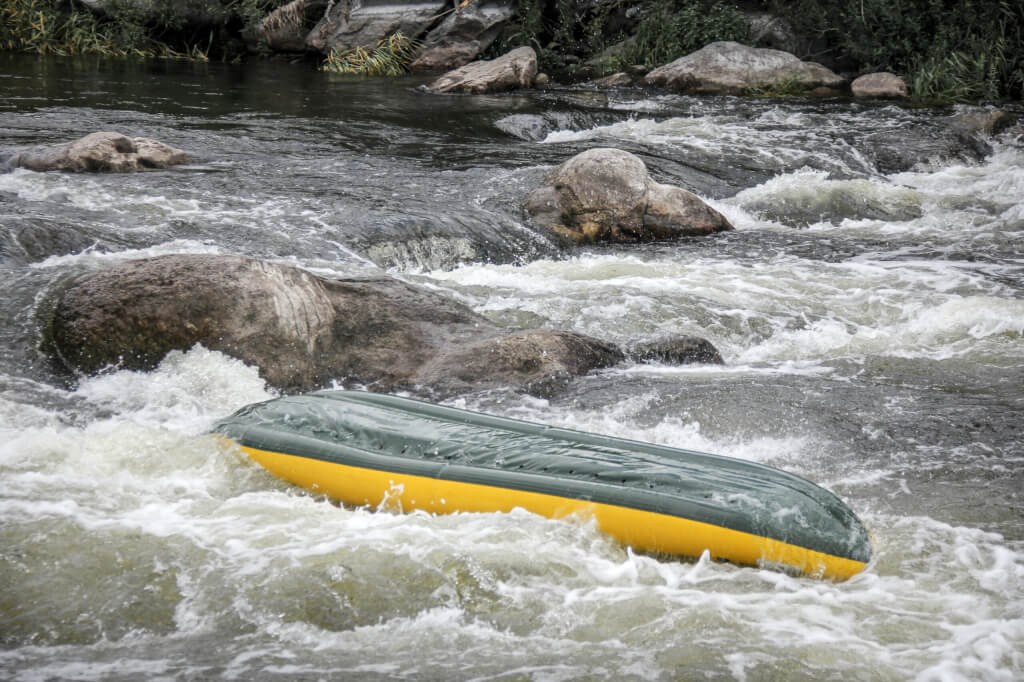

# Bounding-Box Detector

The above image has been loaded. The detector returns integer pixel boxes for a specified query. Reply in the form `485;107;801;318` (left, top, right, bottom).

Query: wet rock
860;124;992;174
414;329;624;398
631;337;724;365
643;41;844;95
955;109;1018;137
523;148;733;245
851;72;908;98
593;72;634;88
306;0;446;54
424;46;537;94
45;254;619;397
12;132;190;173
410;0;515;71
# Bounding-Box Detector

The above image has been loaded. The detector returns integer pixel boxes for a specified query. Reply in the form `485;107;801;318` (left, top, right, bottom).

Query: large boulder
851;72;908;98
424;46;538;94
523;148;733;245
306;0;446;54
410;0;515;71
45;254;622;397
643;41;844;95
11;132;190;172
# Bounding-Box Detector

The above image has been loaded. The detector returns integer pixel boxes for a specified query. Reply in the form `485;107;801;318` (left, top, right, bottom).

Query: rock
593;72;633;88
860;124;992;174
523;148;733;245
414;329;623;398
955;109;1018;137
45;254;620;397
631;337;724;365
306;0;446;54
424;46;537;94
410;0;515;71
643;41;844;95
13;132;190;172
851;72;908;98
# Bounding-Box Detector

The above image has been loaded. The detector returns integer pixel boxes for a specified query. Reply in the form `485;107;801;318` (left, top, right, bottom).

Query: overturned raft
214;390;872;579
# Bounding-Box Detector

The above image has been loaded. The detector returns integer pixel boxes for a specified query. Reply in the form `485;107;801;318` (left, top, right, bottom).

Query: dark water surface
2;54;1022;681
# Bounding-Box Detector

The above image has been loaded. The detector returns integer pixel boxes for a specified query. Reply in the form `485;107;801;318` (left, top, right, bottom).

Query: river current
1;54;1022;681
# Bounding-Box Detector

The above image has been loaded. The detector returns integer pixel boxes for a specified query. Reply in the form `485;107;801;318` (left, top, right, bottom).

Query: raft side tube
213;390;872;579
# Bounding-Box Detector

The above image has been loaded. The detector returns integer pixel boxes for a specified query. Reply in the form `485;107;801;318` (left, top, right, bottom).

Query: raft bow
214;390;872;580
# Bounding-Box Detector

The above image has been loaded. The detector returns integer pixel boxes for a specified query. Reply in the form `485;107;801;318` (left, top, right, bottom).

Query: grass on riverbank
321;33;419;77
0;0;292;61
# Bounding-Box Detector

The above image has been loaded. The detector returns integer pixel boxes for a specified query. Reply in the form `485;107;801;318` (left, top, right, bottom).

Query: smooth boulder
523;148;733;244
643;41;844;95
424;46;537;94
12;132;190;172
851;72;908;98
46;254;622;397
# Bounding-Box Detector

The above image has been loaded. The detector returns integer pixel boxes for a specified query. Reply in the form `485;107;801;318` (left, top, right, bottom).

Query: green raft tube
214;390;872;580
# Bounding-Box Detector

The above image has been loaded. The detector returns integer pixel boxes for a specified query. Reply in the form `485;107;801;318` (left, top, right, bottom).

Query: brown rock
851;72;908;98
424;46;537;94
524;148;733;244
46;254;621;398
14;132;190;172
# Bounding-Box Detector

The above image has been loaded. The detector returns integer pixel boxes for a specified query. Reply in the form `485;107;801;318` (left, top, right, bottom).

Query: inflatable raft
214;390;872;580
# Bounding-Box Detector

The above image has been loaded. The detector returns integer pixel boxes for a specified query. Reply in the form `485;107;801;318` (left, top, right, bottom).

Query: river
1;54;1022;681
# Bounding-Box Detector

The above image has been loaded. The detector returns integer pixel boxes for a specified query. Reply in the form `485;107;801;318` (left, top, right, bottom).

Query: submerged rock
12;132;190;173
851;72;908;98
631;337;724;365
643;41;844;95
45;254;621;397
523;148;733;245
424;46;538;94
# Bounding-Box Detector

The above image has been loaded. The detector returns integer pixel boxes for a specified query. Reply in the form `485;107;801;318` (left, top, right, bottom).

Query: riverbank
2;0;1022;103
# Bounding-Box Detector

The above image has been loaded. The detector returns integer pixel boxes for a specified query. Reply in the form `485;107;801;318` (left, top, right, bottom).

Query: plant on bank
765;0;1023;102
321;33;419;76
0;0;296;61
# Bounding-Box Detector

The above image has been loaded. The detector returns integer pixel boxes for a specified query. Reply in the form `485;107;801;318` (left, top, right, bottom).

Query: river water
1;54;1022;681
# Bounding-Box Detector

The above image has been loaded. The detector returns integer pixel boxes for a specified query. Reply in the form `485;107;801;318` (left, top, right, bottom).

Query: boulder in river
45;254;622;397
631;336;725;365
643;41;844;95
523;148;733;245
424;46;538;94
12;132;190;173
851;72;908;98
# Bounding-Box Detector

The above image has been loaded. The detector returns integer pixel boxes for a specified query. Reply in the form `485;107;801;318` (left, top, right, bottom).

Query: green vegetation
766;0;1024;102
618;0;748;69
321;33;419;76
0;0;293;61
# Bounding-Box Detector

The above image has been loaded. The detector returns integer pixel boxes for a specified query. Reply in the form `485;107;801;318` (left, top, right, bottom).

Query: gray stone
851;72;908;98
424;46;538;94
643;41;844;95
631;337;724;365
523;148;733;244
306;0;446;53
410;0;515;71
46;254;622;397
13;132;190;172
